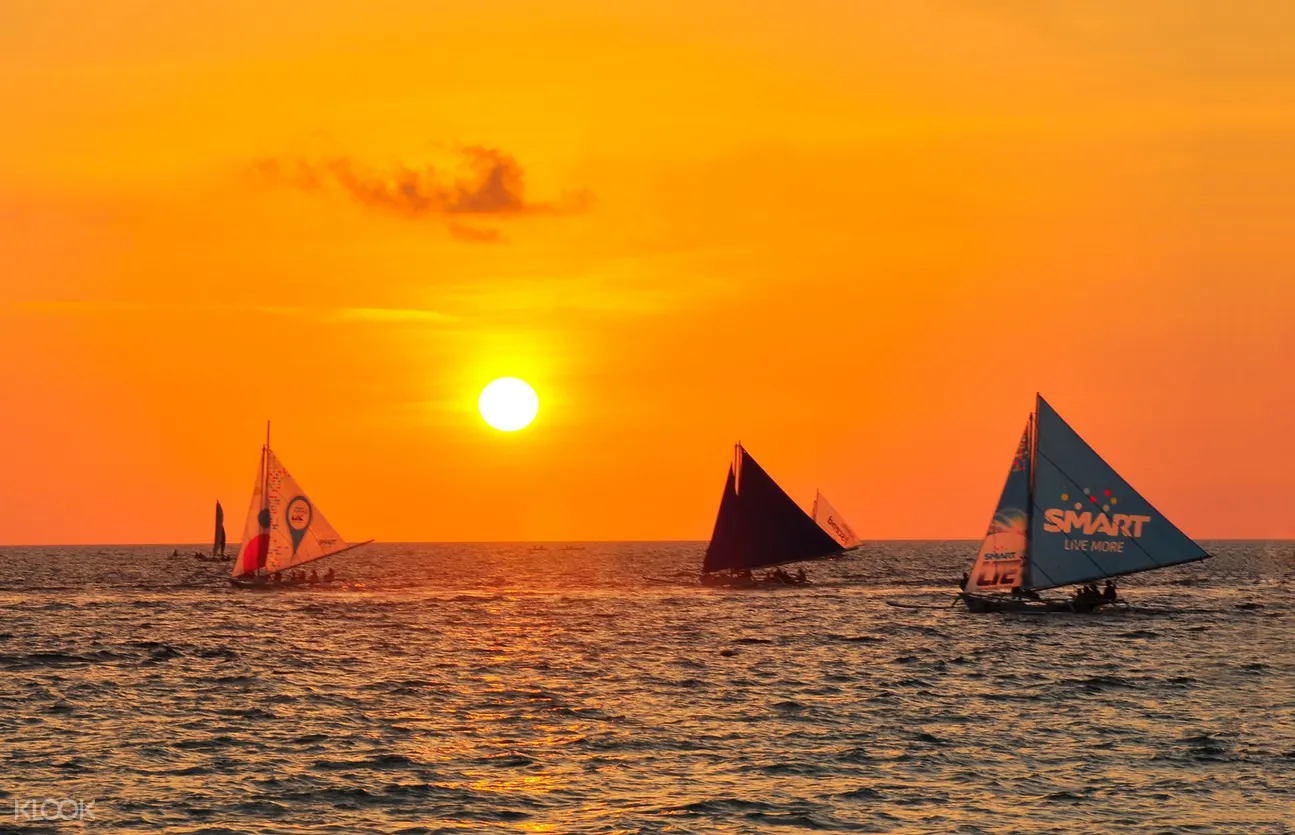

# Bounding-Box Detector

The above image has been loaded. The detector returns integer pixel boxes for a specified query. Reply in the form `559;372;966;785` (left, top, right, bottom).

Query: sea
1;541;1292;834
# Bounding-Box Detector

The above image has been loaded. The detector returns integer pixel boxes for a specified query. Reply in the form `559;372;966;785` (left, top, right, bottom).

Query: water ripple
0;540;1291;832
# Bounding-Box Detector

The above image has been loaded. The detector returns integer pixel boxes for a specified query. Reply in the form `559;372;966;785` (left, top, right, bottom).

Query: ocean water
1;541;1292;834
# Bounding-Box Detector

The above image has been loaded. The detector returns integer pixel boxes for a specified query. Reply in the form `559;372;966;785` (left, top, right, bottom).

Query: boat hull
229;577;339;591
961;593;1124;614
700;574;810;589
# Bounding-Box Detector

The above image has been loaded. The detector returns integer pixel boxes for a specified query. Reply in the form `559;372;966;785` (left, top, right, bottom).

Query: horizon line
0;537;1288;548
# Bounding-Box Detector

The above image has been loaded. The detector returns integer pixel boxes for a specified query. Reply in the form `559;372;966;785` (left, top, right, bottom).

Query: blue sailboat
701;443;846;587
961;395;1209;612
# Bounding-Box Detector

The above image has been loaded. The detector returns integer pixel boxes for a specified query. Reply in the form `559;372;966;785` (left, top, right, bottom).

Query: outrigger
229;423;372;590
699;443;858;588
960;394;1208;613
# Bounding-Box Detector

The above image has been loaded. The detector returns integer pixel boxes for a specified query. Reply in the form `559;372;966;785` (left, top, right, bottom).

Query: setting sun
478;378;540;432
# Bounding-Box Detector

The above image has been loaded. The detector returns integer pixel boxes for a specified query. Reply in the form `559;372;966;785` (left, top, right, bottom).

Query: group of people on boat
1073;580;1119;607
765;567;808;585
701;567;810;587
268;568;335;585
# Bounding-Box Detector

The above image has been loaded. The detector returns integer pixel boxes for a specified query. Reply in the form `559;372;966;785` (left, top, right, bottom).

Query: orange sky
2;0;1292;543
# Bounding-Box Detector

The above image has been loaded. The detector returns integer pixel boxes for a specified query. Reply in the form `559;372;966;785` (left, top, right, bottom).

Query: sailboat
701;443;846;587
811;490;861;550
230;424;372;589
213;501;226;558
961;394;1208;612
191;501;229;562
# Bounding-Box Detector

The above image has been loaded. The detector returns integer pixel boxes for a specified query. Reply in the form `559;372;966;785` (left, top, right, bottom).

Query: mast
261;421;271;575
1024;403;1037;587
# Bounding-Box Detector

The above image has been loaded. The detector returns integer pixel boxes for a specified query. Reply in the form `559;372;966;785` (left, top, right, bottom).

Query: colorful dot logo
1064;488;1119;513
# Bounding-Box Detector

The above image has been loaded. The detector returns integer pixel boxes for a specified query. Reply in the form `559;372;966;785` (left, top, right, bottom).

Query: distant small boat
960;394;1209;613
701;443;846;587
811;489;860;549
230;423;372;589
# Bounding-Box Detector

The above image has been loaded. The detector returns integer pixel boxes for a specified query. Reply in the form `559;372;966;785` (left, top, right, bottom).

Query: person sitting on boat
272;571;282;583
958;572;969;591
771;568;791;584
324;568;335;583
309;569;319;584
1102;579;1117;600
1011;586;1041;601
796;568;807;585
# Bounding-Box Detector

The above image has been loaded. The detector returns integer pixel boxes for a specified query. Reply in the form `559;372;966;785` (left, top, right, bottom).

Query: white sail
231;448;268;578
966;423;1031;593
811;490;860;549
263;449;354;573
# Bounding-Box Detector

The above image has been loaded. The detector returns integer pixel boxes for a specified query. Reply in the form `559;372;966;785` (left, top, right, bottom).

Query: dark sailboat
189;501;229;562
961;394;1209;613
213;501;226;558
701;443;846;587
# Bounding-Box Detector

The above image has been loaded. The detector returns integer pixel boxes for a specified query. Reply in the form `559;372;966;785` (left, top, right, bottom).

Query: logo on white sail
285;496;313;554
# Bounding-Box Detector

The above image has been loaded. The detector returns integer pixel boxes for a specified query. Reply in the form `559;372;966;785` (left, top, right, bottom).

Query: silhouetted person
959;572;969;591
1103;579;1117;600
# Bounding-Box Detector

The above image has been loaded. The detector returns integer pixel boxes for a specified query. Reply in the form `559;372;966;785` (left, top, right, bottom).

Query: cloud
252;145;592;242
328;307;457;324
7;300;455;325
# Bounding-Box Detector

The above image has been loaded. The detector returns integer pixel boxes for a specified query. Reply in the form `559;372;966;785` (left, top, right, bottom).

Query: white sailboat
230;423;372;588
811;490;861;549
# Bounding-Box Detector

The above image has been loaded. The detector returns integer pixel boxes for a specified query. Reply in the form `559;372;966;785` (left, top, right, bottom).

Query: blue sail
1026;396;1207;590
966;422;1032;592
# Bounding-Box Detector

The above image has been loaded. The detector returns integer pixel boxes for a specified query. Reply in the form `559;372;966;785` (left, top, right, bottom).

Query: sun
478;377;539;432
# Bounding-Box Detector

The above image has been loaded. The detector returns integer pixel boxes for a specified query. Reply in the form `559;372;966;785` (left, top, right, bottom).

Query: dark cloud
252;146;591;242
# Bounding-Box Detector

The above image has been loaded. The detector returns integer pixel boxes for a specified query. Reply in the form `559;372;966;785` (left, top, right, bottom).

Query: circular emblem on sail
984;508;1028;561
987;508;1027;536
285;496;313;555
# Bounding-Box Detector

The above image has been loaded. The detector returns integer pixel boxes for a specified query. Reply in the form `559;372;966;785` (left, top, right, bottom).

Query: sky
1;0;1292;543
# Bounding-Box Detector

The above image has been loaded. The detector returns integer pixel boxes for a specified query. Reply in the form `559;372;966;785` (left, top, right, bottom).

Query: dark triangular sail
214;501;226;557
705;464;742;570
1025;395;1208;590
702;444;844;573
